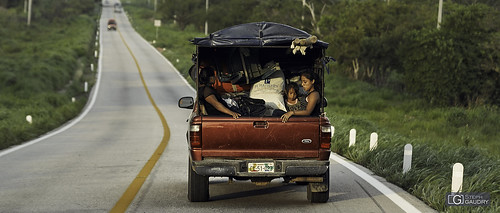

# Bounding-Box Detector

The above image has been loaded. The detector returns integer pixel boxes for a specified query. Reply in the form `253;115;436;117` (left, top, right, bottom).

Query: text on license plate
248;162;274;172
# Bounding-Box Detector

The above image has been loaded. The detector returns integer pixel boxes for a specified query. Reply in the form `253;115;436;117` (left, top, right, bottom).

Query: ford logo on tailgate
301;139;312;144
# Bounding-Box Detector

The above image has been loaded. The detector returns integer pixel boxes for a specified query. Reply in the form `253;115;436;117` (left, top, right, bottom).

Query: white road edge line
0;23;104;159
330;154;422;213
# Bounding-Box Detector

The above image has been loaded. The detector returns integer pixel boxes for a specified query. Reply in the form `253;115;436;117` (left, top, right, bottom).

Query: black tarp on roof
191;22;328;48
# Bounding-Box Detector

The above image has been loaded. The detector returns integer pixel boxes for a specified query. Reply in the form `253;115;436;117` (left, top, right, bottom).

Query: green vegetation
0;0;99;150
320;1;500;107
124;1;499;212
325;73;499;212
324;72;500;157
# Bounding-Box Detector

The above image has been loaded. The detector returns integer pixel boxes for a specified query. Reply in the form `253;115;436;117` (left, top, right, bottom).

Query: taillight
189;124;201;148
320;125;333;149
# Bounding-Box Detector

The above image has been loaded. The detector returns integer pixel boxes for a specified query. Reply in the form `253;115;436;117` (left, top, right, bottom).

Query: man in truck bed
178;22;334;203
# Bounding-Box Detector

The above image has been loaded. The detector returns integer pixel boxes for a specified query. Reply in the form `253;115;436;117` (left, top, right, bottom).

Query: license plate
248;162;274;172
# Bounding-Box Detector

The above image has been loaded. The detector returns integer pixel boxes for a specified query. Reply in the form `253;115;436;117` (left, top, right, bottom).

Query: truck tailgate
201;117;321;158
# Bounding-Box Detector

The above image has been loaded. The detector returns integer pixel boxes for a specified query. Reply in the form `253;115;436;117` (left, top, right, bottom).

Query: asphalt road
0;4;436;213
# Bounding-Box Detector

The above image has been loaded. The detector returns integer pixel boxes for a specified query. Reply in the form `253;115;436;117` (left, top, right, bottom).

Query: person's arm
281;91;319;122
205;94;241;119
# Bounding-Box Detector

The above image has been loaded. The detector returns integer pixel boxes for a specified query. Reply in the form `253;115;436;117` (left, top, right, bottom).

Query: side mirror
178;97;194;109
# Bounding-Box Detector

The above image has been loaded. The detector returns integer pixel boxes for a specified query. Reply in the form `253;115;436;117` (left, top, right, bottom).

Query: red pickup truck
178;22;333;203
107;19;117;31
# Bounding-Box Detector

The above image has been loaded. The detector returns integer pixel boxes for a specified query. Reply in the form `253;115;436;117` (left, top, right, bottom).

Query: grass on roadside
325;72;500;212
324;71;500;157
0;7;98;150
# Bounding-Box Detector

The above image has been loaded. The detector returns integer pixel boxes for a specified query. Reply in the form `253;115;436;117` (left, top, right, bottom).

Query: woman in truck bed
198;67;241;119
280;71;321;122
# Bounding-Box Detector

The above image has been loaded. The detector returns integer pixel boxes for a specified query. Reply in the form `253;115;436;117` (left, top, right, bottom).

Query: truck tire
188;158;209;202
307;168;330;203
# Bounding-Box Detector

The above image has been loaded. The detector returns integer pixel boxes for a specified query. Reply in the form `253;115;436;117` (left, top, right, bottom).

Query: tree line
150;0;500;107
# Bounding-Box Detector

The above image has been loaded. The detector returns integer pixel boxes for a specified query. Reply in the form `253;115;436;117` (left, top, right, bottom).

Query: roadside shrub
0;71;17;88
446;108;469;128
399;4;499;107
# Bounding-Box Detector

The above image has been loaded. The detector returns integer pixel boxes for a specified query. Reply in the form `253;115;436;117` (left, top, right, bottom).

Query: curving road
0;4;436;213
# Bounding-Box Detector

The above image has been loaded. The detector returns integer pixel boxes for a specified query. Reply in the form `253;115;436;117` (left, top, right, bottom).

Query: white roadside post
349;129;356;147
27;0;32;26
72;97;76;103
369;132;378;151
437;0;443;29
154;19;161;42
26;115;32;124
403;144;412;174
84;82;88;93
205;0;209;35
451;163;464;193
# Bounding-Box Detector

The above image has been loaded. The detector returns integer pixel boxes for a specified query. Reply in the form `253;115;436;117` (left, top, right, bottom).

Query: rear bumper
191;158;329;177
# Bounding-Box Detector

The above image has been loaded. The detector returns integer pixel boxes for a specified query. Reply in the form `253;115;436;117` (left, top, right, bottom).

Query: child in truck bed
284;82;306;112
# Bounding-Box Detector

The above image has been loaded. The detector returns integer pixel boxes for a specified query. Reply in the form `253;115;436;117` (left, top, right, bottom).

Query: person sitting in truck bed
284;82;307;112
281;71;321;122
198;67;241;119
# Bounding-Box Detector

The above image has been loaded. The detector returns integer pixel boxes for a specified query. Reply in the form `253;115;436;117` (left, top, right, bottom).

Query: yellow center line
109;22;171;213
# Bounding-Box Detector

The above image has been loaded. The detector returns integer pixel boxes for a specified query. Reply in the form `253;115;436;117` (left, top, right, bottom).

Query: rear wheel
307;168;330;203
188;158;209;202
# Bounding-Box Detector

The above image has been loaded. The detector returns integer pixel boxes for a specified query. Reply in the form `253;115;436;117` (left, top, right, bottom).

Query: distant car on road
107;19;117;31
114;3;122;13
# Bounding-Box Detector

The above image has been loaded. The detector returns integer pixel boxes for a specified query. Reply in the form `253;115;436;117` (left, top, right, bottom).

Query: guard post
154;19;161;42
